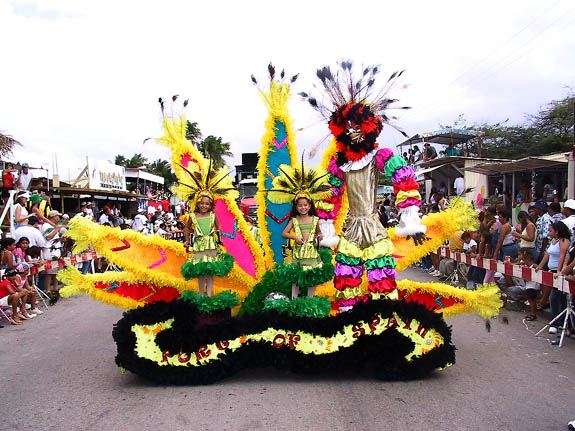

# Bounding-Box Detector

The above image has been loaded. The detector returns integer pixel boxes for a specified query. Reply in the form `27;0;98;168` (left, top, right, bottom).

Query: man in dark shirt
423;143;438;161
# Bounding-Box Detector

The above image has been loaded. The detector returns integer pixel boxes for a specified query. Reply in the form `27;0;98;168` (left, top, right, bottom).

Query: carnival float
59;62;502;384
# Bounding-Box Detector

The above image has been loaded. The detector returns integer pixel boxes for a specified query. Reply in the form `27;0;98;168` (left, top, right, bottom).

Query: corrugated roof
463;153;569;175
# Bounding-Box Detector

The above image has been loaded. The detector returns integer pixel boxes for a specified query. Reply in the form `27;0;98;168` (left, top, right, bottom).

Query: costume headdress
300;60;410;165
266;155;332;204
174;158;238;208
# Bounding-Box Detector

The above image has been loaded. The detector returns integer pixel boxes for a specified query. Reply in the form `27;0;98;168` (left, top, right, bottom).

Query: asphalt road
2;267;574;431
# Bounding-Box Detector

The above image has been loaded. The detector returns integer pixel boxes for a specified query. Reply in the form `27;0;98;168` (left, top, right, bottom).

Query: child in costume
282;194;324;298
179;161;235;296
302;63;426;311
267;160;333;299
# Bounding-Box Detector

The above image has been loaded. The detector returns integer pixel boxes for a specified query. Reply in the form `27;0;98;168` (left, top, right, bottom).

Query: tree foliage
114;120;233;193
196;135;233;169
439;91;574;159
0;131;22;157
185;121;202;145
115;153;148;168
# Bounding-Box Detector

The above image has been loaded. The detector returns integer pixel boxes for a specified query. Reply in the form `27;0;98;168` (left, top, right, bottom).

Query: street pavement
1;267;574;431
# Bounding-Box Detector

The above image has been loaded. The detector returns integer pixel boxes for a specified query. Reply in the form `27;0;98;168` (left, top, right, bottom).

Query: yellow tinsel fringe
58;265;249;310
255;80;297;268
318;139;349;233
396;279;502;319
390;198;479;271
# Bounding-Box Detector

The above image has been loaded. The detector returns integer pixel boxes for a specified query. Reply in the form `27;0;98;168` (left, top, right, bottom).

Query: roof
416;156;510;169
125;168;165;184
399;128;479;148
54;186;144;199
464;152;569;175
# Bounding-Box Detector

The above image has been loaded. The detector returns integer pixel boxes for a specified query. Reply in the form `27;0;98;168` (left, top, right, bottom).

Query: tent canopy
464;153;569;176
398;128;479;148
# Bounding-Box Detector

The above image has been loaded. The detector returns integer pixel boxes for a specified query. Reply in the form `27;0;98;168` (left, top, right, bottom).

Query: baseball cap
564;199;575;210
22;163;29;168
30;194;42;204
530;201;548;212
16;262;32;273
48;210;62;217
137;208;146;213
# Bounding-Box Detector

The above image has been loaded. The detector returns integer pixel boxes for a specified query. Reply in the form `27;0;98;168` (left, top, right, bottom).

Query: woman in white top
512;211;536;260
492;209;519;261
13;191;31;228
535;221;571;328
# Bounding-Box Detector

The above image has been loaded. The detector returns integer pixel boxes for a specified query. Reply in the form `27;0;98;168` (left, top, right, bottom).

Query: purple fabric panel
367;267;397;283
334;262;364;279
392;166;416;184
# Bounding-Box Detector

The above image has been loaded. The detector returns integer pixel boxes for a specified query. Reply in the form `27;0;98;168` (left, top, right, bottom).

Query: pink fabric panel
375;148;394;171
214;199;256;278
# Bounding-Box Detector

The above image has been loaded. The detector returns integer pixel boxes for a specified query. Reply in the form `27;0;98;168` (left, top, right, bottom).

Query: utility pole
568;101;574;199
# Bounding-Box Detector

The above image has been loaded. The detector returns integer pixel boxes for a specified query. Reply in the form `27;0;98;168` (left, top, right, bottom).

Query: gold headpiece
172;158;237;208
266;156;332;204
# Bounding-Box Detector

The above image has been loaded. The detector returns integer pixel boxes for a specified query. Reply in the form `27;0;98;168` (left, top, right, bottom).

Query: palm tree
125;153;148;168
198;135;233;169
185;121;202;145
114;154;127;166
147;159;177;191
0;131;22;157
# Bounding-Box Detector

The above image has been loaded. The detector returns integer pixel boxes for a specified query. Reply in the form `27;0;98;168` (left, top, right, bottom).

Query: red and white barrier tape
29;251;98;275
437;247;575;294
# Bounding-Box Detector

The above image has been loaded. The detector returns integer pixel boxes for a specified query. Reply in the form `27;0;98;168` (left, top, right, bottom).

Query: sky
1;0;574;180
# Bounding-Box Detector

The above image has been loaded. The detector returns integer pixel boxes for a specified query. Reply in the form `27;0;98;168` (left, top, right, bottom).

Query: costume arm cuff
395;206;427;237
319;219;339;248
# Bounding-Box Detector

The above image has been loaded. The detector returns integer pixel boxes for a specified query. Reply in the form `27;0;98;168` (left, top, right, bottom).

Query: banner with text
88;158;127;191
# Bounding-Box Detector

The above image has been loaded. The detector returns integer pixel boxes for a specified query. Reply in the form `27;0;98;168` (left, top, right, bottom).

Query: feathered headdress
266;155;332;204
300;61;410;165
172;158;238;208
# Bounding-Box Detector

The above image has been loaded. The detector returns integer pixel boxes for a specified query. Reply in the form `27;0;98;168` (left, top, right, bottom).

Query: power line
480;13;575;79
413;4;575;119
460;5;575;87
446;0;564;88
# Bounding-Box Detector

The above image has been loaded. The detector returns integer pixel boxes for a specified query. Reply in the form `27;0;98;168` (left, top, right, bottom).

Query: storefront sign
88;158;126;191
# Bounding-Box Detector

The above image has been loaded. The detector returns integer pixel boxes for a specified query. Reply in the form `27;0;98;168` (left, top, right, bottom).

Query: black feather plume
172;95;179;102
268;63;275;80
291;74;299;83
183;99;189;107
251;74;257;85
280;69;285;79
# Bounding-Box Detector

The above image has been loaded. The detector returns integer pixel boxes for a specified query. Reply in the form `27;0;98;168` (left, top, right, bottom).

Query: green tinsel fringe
328;175;344;187
262;296;332;318
181;253;234;280
364;256;396;270
181;290;239;314
240;248;334;316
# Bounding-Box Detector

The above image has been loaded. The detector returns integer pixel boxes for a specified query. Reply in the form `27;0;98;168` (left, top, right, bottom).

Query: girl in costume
267;160;333;299
179;161;235;296
302;62;426;311
282;193;324;298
